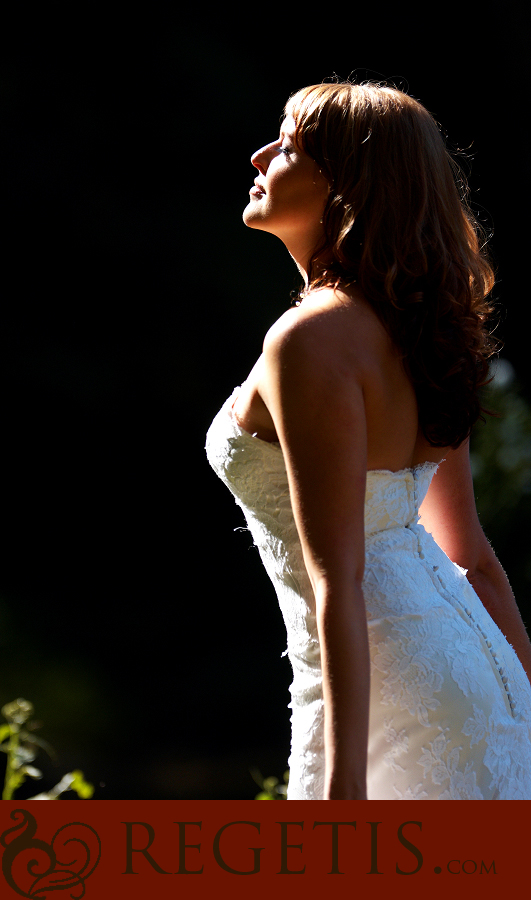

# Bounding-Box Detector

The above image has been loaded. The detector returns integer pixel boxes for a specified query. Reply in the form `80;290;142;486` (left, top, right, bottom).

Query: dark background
1;6;529;799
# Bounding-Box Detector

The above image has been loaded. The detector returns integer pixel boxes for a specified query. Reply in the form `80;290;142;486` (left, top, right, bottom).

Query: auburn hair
285;82;497;447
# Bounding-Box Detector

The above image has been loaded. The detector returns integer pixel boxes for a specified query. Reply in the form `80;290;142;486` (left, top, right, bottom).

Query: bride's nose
251;142;274;175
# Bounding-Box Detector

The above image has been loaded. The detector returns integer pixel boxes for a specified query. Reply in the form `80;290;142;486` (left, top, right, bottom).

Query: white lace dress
206;388;531;799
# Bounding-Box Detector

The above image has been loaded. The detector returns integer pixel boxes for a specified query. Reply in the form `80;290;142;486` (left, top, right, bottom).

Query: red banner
0;800;526;898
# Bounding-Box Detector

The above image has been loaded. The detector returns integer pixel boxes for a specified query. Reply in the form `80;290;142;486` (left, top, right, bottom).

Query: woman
206;81;531;799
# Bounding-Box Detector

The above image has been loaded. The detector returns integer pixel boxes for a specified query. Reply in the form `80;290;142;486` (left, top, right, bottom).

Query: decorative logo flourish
1;808;101;898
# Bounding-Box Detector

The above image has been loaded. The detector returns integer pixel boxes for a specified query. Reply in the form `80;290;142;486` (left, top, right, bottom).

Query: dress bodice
205;388;438;540
205;386;439;669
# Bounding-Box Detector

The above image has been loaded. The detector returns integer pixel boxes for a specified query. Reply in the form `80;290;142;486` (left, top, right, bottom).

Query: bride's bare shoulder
263;286;388;366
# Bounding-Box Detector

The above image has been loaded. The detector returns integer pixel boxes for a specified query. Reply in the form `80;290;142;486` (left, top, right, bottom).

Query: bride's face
243;116;329;246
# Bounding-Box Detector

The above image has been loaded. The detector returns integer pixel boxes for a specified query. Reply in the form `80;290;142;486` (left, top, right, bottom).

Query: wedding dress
206;388;531;799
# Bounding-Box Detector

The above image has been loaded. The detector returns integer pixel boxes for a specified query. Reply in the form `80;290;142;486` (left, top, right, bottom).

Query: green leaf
69;770;94;799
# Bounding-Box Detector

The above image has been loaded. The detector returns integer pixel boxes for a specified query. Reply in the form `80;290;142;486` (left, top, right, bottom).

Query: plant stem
2;726;20;801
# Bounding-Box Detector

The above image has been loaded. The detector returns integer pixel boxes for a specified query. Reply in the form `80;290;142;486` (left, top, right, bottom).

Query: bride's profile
206;80;531;799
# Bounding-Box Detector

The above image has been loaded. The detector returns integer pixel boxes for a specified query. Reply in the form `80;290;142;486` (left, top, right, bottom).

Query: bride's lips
250;181;266;197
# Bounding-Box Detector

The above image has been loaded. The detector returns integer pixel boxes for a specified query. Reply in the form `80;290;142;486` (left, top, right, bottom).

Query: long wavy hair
285;82;497;448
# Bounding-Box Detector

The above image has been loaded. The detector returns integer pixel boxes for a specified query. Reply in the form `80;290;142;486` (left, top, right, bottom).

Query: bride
206;81;531;799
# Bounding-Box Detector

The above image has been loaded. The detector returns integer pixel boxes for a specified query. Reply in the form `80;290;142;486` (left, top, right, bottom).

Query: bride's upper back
252;286;448;474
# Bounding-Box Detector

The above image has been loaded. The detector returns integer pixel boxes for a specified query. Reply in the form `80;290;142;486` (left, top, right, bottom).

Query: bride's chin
242;205;266;230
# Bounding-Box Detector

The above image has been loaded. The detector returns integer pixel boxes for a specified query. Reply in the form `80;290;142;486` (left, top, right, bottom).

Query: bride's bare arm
419;440;531;682
259;304;370;800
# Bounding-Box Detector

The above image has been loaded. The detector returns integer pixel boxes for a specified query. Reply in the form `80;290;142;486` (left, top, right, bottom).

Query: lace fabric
206;389;531;799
